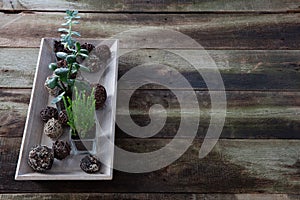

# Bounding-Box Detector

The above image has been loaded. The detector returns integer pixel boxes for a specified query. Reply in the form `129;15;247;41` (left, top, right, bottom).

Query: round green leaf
66;54;76;63
48;63;58;71
54;68;69;76
80;49;89;55
46;76;58;89
56;52;68;59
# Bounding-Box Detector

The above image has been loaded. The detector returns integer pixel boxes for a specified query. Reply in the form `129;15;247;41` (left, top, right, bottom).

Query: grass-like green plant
62;95;75;131
64;86;96;138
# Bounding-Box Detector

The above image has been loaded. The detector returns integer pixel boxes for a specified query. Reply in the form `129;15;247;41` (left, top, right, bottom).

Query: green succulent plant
59;10;81;50
46;10;91;104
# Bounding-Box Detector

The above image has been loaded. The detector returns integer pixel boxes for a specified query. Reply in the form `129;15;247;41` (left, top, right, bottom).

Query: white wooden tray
15;38;118;180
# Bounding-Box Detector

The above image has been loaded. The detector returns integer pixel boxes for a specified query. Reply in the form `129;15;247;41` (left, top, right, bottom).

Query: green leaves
56;52;68;59
46;76;58;89
51;91;66;104
66;54;76;63
54;68;69;76
58;28;69;33
48;10;94;110
54;68;69;82
75;42;81;51
61;19;71;26
48;63;57;71
80;49;89;55
71;31;81;37
79;64;90;72
59;10;81;50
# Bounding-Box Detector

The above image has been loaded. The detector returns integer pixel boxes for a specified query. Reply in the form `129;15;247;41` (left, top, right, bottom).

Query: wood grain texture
1;89;299;139
1;12;300;49
1;48;300;90
0;193;299;200
0;48;37;88
2;0;300;12
1;138;300;193
0;89;29;137
0;3;300;196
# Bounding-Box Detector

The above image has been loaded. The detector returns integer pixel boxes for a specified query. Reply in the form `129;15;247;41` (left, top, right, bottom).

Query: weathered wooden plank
1;89;299;138
1;13;300;49
117;89;300;139
0;193;299;200
118;49;300;90
1;48;300;90
1;138;300;193
0;89;29;137
2;0;300;12
0;48;37;88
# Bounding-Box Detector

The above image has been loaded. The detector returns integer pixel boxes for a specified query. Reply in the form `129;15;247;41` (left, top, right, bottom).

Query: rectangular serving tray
15;38;118;180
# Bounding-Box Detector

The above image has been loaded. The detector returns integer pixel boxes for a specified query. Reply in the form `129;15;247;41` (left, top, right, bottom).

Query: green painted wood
2;0;300;12
1;138;300;193
1;13;300;49
1;89;299;138
1;48;300;90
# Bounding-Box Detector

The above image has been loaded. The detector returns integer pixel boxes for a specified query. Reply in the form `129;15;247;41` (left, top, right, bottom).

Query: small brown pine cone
52;140;71;160
92;83;107;110
81;43;95;53
44;118;63;140
95;45;111;62
40;106;58;123
54;40;65;53
54;40;72;54
28;145;54;172
80;155;101;173
58;110;68;125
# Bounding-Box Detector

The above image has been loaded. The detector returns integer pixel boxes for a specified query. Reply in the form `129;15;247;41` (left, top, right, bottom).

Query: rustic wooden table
1;0;300;199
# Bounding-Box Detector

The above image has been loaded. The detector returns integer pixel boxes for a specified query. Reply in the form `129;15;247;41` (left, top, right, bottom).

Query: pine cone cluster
80;154;101;173
81;43;95;53
54;40;72;54
44;118;63;140
96;45;111;61
52;140;71;160
40;106;58;122
28;145;54;172
92;83;107;110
